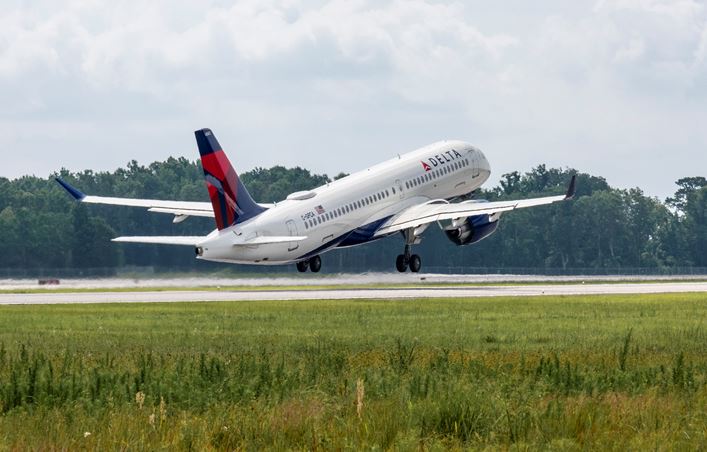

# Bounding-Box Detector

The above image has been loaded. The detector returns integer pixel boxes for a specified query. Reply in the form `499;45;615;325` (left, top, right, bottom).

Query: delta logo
423;149;464;170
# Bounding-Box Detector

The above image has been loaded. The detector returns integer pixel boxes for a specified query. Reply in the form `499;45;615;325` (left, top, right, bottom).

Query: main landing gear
296;255;321;273
396;228;422;273
396;244;422;273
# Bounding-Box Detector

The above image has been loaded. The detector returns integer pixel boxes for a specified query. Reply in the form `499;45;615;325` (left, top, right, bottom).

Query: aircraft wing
375;175;576;236
56;178;214;221
112;236;206;246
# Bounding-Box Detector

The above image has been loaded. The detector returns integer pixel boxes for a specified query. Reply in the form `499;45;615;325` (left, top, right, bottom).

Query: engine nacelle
443;214;499;246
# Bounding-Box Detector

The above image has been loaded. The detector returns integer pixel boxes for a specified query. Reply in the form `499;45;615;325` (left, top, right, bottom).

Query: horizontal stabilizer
234;236;308;246
112;236;204;246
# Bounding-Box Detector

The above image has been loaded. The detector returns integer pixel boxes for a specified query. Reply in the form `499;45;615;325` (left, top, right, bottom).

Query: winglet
55;178;86;201
565;175;577;200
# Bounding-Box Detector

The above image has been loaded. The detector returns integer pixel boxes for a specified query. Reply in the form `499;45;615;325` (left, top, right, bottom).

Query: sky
1;0;705;200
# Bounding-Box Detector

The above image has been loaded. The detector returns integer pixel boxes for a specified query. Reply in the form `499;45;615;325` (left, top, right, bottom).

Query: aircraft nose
477;151;490;171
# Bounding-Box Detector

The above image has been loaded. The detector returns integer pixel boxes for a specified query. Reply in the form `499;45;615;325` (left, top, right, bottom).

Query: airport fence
0;265;706;279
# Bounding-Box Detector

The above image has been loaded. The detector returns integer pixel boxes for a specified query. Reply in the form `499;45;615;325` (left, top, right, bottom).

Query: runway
1;281;706;305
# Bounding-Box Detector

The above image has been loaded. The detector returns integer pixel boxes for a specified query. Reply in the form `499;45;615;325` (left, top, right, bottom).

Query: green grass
1;293;706;450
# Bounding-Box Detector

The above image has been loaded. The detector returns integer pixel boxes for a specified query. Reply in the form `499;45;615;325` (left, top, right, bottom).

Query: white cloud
0;0;705;200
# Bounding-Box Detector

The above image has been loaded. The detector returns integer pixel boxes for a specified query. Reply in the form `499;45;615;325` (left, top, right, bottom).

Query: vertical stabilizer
194;128;265;230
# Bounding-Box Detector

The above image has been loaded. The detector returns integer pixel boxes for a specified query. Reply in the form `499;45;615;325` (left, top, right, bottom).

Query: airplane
57;128;576;273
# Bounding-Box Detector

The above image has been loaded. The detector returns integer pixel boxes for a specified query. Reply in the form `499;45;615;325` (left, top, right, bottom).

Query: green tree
0;207;22;267
683;186;707;266
666;177;707;213
71;204;119;268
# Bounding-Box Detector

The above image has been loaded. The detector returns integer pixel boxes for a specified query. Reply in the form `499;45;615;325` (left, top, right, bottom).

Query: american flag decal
315;205;325;214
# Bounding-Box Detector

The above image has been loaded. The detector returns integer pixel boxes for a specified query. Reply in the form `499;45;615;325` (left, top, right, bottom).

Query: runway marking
0;282;705;305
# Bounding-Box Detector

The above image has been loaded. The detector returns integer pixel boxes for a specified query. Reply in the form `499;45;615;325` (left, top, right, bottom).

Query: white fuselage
197;141;491;264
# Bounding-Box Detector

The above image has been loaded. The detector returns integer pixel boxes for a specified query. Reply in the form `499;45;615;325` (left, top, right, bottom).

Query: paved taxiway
1;281;705;305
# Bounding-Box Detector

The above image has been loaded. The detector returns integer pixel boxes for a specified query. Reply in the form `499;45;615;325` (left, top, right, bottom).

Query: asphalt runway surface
1;281;706;305
1;273;705;291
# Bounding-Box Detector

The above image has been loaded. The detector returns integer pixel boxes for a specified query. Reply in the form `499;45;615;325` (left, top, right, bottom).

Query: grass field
0;293;706;450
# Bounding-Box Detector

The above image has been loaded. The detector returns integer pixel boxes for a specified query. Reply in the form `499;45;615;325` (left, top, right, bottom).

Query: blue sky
1;0;705;200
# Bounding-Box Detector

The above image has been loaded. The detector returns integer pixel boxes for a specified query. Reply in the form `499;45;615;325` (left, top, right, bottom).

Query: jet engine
443;214;500;246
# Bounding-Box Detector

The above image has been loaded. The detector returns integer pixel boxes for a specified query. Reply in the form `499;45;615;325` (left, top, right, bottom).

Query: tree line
0;158;704;272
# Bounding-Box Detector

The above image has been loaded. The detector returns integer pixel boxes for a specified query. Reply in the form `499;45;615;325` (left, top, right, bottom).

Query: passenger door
285;219;299;252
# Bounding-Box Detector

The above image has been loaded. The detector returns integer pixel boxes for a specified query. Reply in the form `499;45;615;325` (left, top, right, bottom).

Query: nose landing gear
296;255;321;273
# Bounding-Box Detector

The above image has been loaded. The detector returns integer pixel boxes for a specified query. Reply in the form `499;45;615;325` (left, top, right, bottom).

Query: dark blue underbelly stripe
295;215;393;261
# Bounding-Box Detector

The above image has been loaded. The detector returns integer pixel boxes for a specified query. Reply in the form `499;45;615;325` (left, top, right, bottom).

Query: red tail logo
195;129;266;229
421;161;431;172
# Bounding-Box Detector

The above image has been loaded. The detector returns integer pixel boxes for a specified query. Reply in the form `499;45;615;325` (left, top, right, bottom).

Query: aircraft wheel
296;260;309;272
409;254;422;273
395;254;407;272
309;255;322;273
